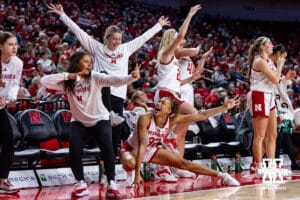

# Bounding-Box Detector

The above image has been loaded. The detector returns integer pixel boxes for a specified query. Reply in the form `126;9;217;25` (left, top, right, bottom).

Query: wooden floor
1;170;300;200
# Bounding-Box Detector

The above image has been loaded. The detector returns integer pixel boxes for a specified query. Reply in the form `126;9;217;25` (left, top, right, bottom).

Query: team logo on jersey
254;104;262;111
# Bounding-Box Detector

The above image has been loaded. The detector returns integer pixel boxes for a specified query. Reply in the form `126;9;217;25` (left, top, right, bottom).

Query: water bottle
282;119;292;134
211;155;218;170
142;163;152;181
235;153;243;173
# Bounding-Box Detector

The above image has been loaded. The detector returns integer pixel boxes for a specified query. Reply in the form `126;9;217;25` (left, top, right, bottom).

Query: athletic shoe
125;170;134;187
0;181;19;194
254;163;265;179
106;180;121;199
175;169;197;178
250;162;257;172
250;162;264;178
110;111;125;126
71;180;89;197
155;167;177;182
220;173;240;186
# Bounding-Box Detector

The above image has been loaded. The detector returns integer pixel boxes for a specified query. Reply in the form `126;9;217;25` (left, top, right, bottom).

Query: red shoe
155;167;177;182
106;180;121;199
250;162;257;172
71;180;89;197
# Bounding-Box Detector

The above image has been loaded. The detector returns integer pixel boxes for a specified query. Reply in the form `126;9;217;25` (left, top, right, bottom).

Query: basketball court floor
1;170;300;200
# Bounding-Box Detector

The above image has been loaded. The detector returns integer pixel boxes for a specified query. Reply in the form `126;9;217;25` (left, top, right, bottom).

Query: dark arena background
1;0;300;199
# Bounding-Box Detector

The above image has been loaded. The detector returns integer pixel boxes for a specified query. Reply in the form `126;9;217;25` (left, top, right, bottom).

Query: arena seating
9;112;40;169
52;109;102;160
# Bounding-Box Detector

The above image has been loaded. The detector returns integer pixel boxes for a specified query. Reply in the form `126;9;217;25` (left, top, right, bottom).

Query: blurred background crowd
1;0;300;113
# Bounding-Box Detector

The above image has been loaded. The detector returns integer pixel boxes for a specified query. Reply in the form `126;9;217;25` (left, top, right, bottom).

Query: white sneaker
126;170;134;187
255;163;264;179
106;180;120;199
250;162;258;172
155;167;177;182
175;169;196;178
110;111;125;126
220;173;240;186
71;180;89;197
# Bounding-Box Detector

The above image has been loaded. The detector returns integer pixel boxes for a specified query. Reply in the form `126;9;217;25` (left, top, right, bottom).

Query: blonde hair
247;36;270;78
157;29;177;62
103;25;122;45
31;77;41;86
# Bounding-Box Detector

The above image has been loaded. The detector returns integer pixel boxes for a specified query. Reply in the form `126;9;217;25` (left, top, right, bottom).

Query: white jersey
179;57;193;80
127;113;170;155
179;57;194;105
156;56;181;94
123;106;147;134
250;58;276;93
0;56;23;107
41;71;133;127
60;13;162;99
275;78;294;120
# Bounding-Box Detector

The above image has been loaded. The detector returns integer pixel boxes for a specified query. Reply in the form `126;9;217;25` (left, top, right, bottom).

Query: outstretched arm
94;63;141;87
125;16;170;55
160;5;201;63
48;4;101;55
40;73;67;91
171;95;240;125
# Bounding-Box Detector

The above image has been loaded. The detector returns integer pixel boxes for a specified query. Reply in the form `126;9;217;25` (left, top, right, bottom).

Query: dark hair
0;31;15;82
63;51;91;94
170;98;180;115
272;44;286;55
216;96;225;107
162;97;180;115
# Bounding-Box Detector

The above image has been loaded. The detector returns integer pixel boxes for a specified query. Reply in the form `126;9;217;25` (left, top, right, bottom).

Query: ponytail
247;36;270;79
157;29;177;63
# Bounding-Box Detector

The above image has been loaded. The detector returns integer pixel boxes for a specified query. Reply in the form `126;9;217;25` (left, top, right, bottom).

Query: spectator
36;52;56;74
212;66;228;88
